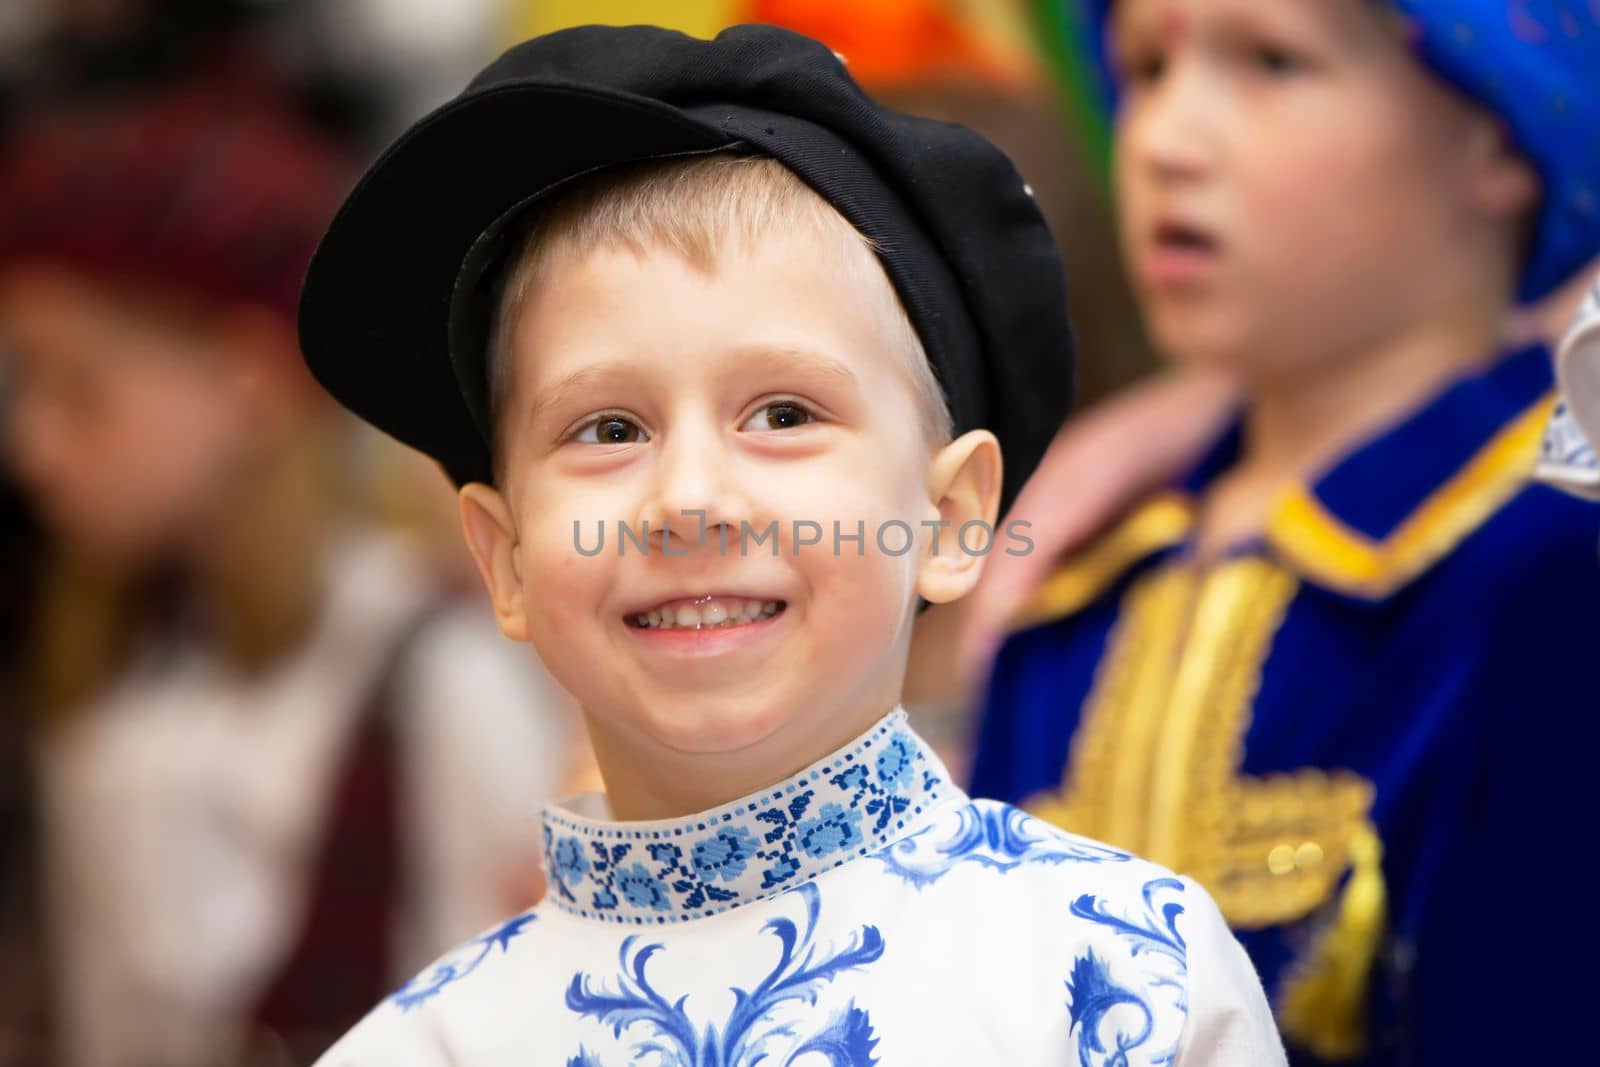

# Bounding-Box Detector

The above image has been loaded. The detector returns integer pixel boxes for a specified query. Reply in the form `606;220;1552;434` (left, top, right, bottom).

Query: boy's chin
627;694;797;758
1147;306;1249;370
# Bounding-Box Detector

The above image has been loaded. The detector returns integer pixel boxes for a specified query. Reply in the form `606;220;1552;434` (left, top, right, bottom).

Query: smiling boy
296;23;1283;1066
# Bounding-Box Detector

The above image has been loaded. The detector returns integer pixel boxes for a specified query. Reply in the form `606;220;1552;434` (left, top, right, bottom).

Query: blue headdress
1060;0;1599;302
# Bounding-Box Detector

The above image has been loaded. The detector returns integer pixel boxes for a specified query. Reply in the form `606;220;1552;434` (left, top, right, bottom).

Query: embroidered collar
540;709;957;925
1015;344;1557;623
1537;398;1600;498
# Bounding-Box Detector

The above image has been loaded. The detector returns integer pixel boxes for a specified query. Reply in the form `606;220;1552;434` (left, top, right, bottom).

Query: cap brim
299;82;739;485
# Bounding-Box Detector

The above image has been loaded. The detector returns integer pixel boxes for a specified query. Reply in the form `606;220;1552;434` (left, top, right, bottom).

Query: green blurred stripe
1023;0;1112;195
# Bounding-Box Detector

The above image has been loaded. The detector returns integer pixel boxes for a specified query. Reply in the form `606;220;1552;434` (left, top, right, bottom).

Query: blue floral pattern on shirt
797;802;865;857
553;835;591;887
617;863;673;912
565;883;882;1066
541;715;948;924
873;733;916;792
1541;398;1599;475
873;800;1131;888
387;912;537;1012
1064;877;1190;1066
691;826;759;883
327;715;1257;1064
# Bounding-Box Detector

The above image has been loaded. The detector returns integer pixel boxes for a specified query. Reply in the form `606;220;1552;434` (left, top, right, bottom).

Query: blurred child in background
969;2;1600;1063
0;77;577;1067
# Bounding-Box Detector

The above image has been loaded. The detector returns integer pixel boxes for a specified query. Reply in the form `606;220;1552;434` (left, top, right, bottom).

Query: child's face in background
465;227;984;768
1112;0;1532;378
0;266;261;564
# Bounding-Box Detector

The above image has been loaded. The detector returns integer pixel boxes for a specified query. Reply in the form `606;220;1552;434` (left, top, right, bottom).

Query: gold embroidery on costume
1025;556;1384;1059
1014;391;1555;1058
1268;393;1554;598
1278;824;1388;1061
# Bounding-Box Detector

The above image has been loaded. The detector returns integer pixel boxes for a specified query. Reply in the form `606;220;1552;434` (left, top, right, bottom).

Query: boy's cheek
517;548;614;696
810;557;916;629
519;514;609;584
765;451;929;522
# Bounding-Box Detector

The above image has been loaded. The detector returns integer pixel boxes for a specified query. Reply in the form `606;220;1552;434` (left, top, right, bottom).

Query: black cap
298;23;1074;515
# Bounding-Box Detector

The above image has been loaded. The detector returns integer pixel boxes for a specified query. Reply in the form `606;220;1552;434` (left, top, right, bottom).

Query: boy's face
460;226;997;770
1112;0;1534;376
0;265;262;564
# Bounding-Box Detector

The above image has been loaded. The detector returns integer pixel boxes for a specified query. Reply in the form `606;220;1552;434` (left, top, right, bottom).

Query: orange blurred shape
750;0;1029;89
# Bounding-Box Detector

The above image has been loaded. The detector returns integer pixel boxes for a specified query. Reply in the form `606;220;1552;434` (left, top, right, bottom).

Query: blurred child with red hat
0;77;578;1067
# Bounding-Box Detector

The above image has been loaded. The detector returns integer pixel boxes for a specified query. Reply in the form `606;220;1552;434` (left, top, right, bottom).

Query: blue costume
977;5;1600;1060
973;344;1600;1063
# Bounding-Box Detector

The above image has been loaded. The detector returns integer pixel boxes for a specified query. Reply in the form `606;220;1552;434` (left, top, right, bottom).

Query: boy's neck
583;697;900;822
1196;297;1509;557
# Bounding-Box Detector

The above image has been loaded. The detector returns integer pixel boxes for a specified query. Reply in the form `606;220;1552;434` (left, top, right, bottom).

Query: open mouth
1154;220;1219;253
627;594;787;631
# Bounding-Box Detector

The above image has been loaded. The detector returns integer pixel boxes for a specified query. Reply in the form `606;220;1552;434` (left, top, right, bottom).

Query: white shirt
38;528;578;1067
318;709;1285;1066
1538;274;1600;499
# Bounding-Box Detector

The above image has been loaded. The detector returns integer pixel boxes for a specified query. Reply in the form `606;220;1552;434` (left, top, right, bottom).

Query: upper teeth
635;596;782;630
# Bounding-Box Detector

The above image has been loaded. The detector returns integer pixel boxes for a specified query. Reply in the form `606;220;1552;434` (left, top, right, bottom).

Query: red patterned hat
0;77;351;321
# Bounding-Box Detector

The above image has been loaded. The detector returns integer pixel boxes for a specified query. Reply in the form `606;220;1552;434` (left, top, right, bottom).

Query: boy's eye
741;401;814;432
573;415;647;444
1251;45;1302;76
1125;50;1166;86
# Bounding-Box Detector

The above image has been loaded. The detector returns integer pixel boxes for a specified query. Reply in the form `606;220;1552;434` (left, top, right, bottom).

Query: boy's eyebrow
526;362;636;426
722;345;861;391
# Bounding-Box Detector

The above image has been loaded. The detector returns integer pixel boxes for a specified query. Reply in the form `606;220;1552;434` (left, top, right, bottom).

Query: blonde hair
487;153;952;471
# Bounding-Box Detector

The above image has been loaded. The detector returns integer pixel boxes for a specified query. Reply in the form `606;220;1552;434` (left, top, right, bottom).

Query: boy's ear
916;429;1003;606
458;483;529;642
1466;114;1540;220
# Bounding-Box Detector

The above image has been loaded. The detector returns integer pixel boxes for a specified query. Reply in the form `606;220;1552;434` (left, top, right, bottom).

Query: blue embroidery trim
565;882;882;1065
1541;398;1599;473
388;911;537;1012
541;712;950;924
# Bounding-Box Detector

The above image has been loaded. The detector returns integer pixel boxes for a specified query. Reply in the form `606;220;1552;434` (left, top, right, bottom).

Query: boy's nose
1123;61;1220;183
637;432;755;551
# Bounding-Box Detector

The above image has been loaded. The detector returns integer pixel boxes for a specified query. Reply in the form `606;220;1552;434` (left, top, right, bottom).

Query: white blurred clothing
38;527;576;1067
